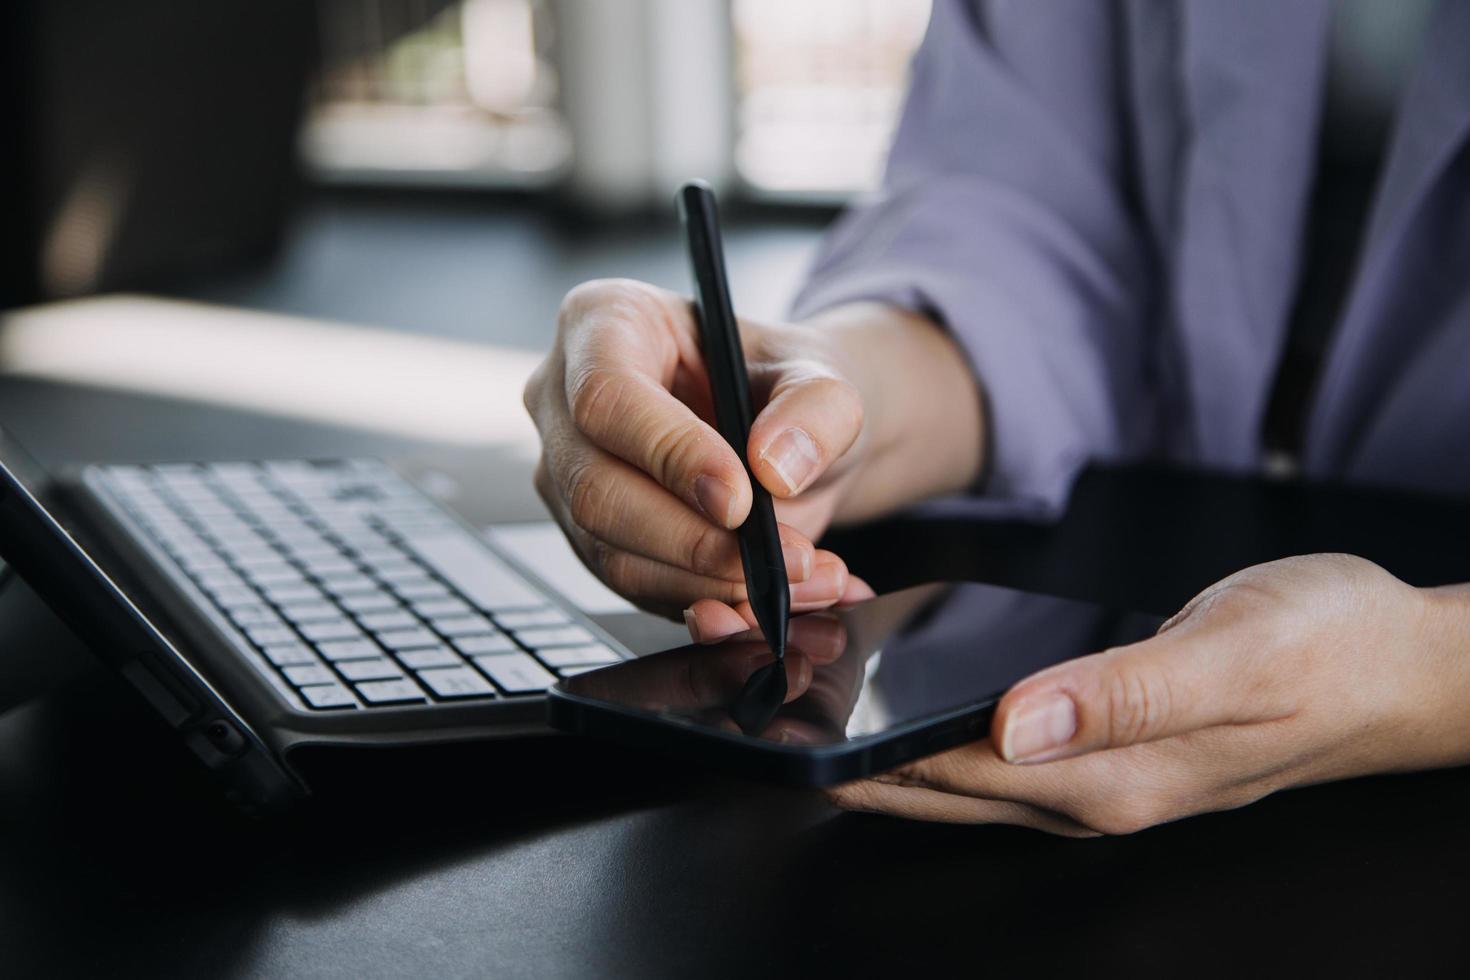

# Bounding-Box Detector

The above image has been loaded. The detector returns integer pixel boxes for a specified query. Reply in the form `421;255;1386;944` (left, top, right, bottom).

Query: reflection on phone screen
559;583;1164;748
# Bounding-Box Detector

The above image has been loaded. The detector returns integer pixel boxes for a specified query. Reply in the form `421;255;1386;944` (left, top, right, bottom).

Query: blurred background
1;0;932;338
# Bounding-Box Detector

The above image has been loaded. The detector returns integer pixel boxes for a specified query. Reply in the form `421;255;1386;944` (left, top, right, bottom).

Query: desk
3;310;1470;979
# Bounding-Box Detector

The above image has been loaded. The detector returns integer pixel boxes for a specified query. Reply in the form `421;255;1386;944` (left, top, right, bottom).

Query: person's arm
793;0;1157;515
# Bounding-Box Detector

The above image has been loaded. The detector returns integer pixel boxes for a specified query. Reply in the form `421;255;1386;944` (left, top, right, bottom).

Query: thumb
747;372;863;498
992;612;1262;765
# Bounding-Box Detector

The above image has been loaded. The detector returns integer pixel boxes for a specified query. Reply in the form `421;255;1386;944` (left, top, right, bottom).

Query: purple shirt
794;0;1470;513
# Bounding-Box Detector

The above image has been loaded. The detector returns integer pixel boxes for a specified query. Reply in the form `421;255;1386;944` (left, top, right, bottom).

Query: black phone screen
549;582;1164;782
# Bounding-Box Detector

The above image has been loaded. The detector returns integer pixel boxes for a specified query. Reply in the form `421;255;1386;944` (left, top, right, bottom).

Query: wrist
802;303;985;519
1396;582;1470;768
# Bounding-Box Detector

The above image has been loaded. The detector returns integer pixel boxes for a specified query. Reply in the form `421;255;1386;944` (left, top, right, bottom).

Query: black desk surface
4;375;1470;979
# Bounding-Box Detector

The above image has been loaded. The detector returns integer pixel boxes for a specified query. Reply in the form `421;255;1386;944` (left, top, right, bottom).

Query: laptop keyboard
90;460;625;709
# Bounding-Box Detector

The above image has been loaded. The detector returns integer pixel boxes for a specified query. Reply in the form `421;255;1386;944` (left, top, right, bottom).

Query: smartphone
547;581;1164;786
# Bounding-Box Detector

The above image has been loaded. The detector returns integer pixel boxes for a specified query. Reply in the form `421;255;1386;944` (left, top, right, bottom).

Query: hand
524;279;982;623
827;554;1470;835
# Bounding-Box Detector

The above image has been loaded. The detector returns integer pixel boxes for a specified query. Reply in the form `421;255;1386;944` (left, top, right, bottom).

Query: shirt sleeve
791;0;1158;514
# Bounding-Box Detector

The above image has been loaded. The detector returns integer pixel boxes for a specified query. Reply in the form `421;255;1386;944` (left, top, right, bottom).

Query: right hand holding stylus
524;279;870;624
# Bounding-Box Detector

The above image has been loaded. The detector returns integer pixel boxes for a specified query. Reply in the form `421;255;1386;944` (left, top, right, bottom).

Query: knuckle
647;419;711;488
689;521;732;578
599;548;644;596
560;278;664;330
1103;666;1172;747
564;461;613;534
567;367;628;436
813;374;865;427
1083;787;1168;836
1091;801;1160;836
584;535;617;583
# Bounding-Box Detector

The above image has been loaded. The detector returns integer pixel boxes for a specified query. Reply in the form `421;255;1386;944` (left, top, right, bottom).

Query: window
303;0;932;201
305;0;570;187
732;0;931;198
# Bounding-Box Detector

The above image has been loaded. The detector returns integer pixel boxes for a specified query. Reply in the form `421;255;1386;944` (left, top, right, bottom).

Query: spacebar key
400;530;544;611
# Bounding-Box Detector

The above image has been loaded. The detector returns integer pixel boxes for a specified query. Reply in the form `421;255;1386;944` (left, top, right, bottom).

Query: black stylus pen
677;180;789;660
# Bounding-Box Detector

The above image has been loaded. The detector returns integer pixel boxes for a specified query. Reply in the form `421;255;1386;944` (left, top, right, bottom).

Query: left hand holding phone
827;554;1470;835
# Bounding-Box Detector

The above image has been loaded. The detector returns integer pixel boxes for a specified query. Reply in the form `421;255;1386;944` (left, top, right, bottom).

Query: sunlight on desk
0;296;543;452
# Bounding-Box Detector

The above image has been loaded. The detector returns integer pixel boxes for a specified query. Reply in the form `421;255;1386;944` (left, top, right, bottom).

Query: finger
538;461;748;612
598;547;847;616
548;436;814;582
825;779;1095;835
839;575;877;605
992;600;1272;765
685;552;850;641
560;282;752;529
748;371;864;497
684;600;748;644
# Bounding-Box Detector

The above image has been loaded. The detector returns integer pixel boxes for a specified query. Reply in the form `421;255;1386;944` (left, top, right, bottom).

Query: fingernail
1001;693;1077;764
694;474;738;528
683;607;701;643
791;558;843;604
760;428;820;495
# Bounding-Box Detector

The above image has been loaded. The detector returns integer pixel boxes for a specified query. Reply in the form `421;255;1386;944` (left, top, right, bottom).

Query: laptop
0;425;658;813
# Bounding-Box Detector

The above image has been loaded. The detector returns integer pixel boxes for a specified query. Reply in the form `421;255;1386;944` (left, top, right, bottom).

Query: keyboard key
365;558;421;580
209;587;259;608
556;665;605;678
298;619;363;643
262;642;317;667
356;610;418;631
411;597;471;618
452;633;516;655
317;639;384;662
320;573;378;597
282;664;336;686
245;567;307;588
245;624;298;647
417;667;495;699
375;627;441;651
335;658;404;681
352;546;404;566
299;556;358;577
262;583;326;605
222;544;280;566
429;614;495;637
396;646;462;669
236;558;295;576
495;608;570;629
354;679;425;704
301;683;357;709
277;601;343;624
398;530;544;611
537;644;622;669
339;590;399;614
473;652;556;694
513;625;596;648
390;579;450;601
226;603;279;627
196;569;248;593
178;552;229;573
